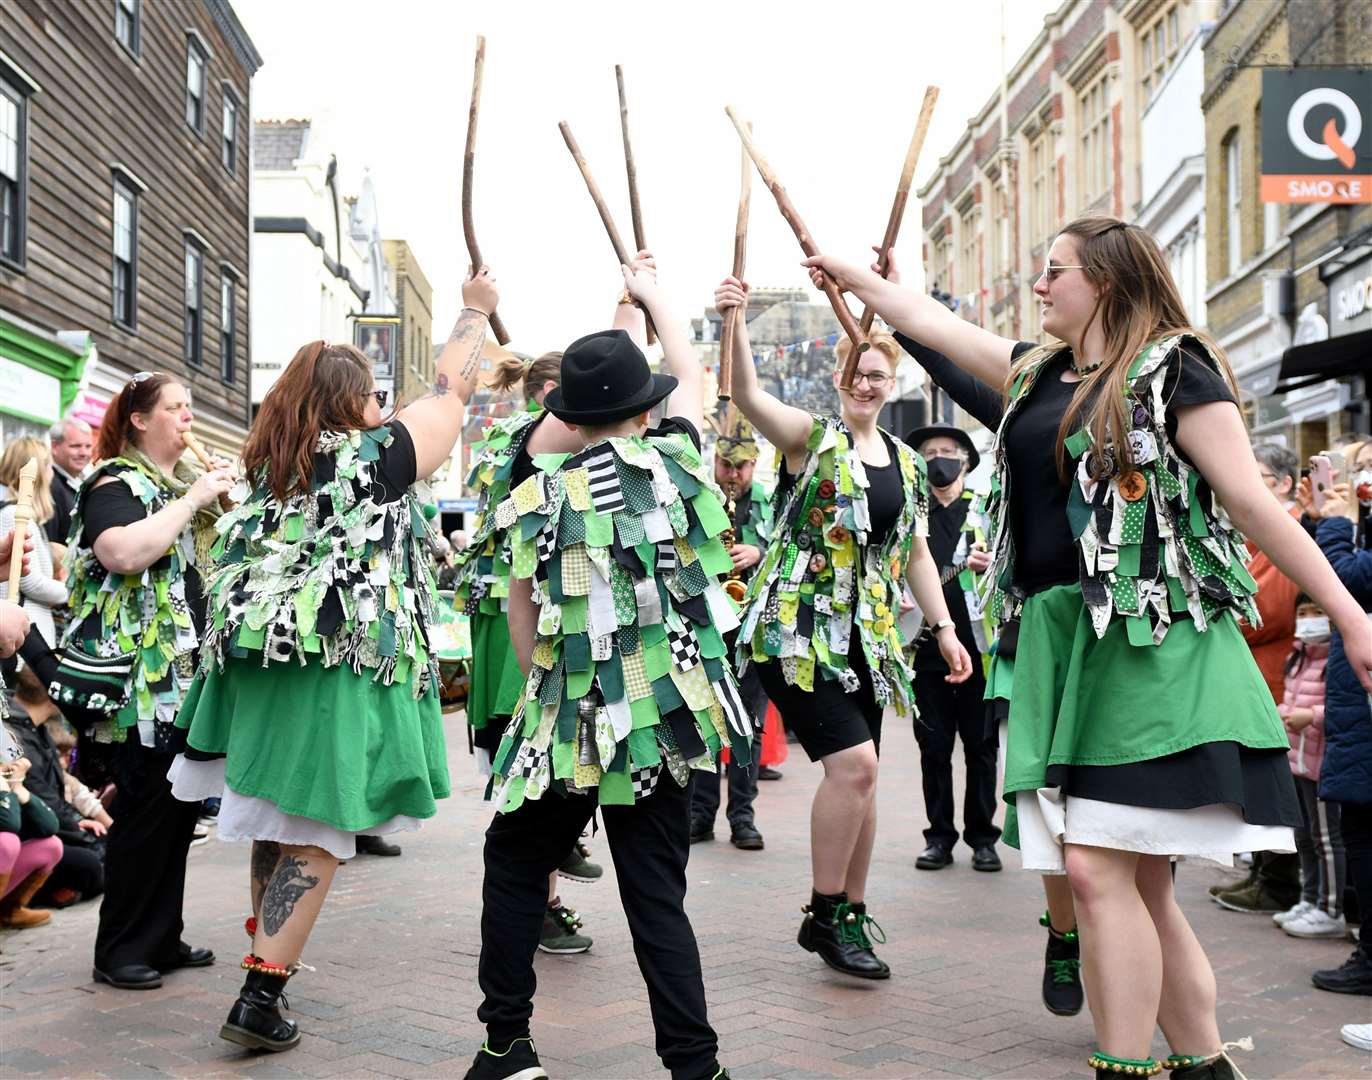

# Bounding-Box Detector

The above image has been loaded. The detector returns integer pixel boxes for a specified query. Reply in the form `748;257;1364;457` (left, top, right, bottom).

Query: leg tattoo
251;840;281;915
261;855;321;937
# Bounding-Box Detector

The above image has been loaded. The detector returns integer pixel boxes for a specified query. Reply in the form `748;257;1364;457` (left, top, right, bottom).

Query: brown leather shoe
0;869;53;928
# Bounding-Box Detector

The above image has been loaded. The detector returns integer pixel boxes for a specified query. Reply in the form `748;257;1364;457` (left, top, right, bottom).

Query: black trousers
93;739;200;971
477;776;718;1080
41;840;105;902
912;670;1000;851
690;666;767;830
1340;800;1372;960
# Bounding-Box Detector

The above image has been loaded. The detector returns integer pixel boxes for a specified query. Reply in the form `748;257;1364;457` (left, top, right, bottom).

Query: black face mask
926;457;963;489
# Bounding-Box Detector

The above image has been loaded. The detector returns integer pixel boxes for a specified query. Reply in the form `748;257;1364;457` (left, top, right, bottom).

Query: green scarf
121;444;225;568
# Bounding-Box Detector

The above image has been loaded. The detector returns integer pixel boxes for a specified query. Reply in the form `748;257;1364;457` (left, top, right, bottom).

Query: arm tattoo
260;854;321;936
432;373;450;397
444;308;488;387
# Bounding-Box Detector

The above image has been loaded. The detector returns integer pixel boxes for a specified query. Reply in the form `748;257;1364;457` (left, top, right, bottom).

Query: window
1028;127;1057;249
1224;131;1242;275
185;40;206;133
934;232;954;293
115;0;140;56
1079;73;1112;208
220;275;236;382
0;73;28;268
1140;1;1181;103
221;91;237;173
184;240;204;366
112;176;137;328
958;207;978;310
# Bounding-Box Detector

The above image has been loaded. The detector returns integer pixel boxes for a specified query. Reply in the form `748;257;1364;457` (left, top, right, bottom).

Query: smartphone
1310;455;1334;511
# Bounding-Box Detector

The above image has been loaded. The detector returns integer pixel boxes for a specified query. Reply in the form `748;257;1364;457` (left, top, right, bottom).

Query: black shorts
755;647;883;762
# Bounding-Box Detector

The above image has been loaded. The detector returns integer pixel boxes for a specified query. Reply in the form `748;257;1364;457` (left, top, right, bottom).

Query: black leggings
40;841;105;903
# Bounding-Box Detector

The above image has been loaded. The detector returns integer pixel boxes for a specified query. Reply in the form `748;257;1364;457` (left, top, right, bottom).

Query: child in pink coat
1274;595;1346;939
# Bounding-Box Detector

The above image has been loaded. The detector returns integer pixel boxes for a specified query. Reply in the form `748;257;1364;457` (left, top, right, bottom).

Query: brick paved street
1;710;1367;1079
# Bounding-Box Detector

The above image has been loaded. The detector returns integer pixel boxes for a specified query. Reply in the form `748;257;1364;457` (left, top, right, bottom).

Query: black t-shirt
913;494;981;672
509;415;702;489
1005;337;1235;594
778;428;904;548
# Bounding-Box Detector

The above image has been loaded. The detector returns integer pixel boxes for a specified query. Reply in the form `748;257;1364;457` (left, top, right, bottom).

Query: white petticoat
167;755;423;861
996;721;1295;874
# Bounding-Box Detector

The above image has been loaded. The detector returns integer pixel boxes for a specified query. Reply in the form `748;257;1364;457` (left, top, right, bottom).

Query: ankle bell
1088;1051;1163;1076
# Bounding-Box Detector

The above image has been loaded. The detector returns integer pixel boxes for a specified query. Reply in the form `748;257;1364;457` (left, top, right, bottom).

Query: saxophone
721;478;748;603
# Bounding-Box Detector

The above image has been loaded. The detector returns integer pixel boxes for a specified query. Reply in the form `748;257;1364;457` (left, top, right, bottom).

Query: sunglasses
370;390;389;408
1039;264;1086;283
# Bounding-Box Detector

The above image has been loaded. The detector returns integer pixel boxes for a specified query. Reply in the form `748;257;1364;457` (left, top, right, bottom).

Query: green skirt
1002;583;1287;802
177;657;450;832
467;606;527;730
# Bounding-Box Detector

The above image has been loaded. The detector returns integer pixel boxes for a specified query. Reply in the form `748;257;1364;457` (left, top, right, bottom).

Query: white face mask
1295;616;1330;643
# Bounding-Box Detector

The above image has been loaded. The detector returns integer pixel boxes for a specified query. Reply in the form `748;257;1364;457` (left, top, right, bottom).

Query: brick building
917;0;1219;350
381;238;433;406
1202;0;1372;453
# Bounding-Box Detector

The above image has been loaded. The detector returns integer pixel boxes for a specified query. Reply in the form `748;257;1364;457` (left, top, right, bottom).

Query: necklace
1070;356;1104;375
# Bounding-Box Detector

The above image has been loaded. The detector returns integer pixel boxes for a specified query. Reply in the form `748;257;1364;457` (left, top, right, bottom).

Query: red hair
242;341;373;502
95;372;176;462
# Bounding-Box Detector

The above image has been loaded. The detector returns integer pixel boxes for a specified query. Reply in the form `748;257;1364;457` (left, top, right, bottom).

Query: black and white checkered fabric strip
535;524;556;564
655;539;677;575
519;743;547;779
584;452;626;514
667;627;701;669
629;763;662;799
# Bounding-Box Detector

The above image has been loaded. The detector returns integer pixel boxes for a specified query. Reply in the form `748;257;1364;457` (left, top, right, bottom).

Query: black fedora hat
543;329;678;425
903;422;981;472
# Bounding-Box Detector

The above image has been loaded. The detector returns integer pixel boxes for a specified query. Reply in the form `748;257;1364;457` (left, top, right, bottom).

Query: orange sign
1261;70;1371;205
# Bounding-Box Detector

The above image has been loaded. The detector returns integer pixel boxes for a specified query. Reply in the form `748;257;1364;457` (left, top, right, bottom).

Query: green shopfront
0;311;93;444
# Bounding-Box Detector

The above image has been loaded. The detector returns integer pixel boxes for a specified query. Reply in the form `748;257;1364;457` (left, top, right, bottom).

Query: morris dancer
467;262;740;1080
805;216;1372;1079
715;276;971;982
170;269;499;1051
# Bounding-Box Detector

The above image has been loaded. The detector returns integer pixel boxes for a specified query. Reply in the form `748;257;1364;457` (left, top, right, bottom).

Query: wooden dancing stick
463;35;510;345
717;132;751;403
854;85;940;380
559;120;657;342
615;65;654;345
6;458;36;598
724;106;868;367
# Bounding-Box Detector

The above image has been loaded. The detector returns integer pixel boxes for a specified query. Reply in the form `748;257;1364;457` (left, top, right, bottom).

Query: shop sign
1330;257;1372;334
1261;69;1372;204
0;355;61;424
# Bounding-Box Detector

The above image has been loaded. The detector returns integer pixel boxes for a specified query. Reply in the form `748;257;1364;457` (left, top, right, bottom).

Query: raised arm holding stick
463;34;510;345
724;105;868;363
717;132;751;404
615;64;654;346
850;85;939;386
559;119;657;342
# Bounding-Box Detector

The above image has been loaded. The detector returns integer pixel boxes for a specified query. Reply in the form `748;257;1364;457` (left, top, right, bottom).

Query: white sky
235;0;1060;359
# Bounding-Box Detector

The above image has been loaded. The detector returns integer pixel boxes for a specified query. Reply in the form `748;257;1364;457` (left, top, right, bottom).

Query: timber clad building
0;0;261;455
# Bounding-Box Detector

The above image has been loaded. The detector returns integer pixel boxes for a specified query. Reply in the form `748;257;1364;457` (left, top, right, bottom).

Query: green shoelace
1048;957;1081;984
833;903;887;949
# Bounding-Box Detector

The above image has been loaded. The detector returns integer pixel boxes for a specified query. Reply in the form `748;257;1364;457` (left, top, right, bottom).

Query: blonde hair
0;437;54;525
835;329;901;372
488;351;563;403
1010;215;1240;480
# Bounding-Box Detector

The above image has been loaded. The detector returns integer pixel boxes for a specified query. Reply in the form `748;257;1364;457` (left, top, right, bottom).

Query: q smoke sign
1261;69;1371;204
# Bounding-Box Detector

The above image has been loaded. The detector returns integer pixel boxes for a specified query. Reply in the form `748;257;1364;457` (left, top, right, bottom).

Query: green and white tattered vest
490;428;754;812
979;334;1259;646
738;417;930;713
197;426;441;697
62;459;200;745
453;403;542;619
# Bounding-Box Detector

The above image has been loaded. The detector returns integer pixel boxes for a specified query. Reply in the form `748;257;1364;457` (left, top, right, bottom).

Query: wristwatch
931;618;955;632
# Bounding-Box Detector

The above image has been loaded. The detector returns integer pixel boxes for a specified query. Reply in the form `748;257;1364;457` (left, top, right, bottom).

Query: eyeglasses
1039;264;1086;283
371;390;389;408
849;370;891;389
923;448;966;462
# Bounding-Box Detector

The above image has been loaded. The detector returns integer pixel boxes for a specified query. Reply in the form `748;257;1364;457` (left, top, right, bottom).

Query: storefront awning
1277;327;1372;392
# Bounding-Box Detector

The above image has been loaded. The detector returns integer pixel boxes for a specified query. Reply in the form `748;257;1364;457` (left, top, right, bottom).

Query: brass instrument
721;478;748;603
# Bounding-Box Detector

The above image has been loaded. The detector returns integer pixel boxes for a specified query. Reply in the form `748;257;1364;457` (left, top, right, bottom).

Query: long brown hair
488;351;562;403
1011;215;1240;479
94;371;176;463
0;437;55;524
242;341;372;502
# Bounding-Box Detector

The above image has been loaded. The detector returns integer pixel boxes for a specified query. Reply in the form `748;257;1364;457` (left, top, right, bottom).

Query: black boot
1040;912;1083;1016
1166;1053;1240;1079
797;890;889;980
220;964;301;1052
